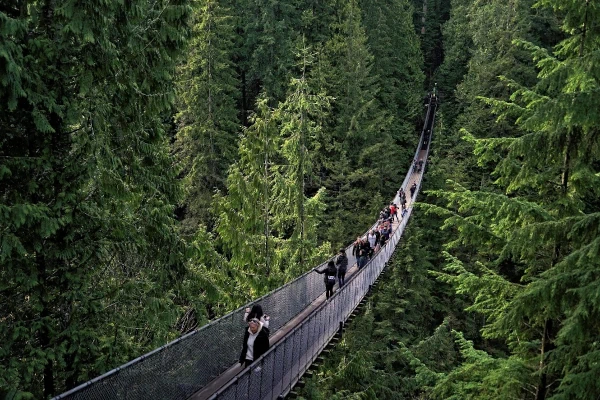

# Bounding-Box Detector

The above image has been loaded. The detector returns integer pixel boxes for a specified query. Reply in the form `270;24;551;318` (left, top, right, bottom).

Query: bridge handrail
51;98;436;400
209;98;437;399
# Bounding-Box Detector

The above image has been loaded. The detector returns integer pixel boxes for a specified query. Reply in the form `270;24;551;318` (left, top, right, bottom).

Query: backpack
327;274;336;283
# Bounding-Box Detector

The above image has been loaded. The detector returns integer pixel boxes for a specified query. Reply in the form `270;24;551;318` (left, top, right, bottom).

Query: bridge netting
53;97;437;400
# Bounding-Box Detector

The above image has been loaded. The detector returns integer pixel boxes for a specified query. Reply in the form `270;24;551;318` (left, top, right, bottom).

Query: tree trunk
535;319;554;400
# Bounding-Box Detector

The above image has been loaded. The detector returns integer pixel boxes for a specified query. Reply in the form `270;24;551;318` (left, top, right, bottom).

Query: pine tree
436;0;473;116
272;44;331;278
241;0;300;103
360;0;425;163
215;48;331;295
314;0;394;242
214;95;281;297
416;0;451;83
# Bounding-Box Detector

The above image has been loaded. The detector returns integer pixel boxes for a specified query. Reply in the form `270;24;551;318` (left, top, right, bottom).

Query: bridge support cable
207;97;438;400
52;97;437;400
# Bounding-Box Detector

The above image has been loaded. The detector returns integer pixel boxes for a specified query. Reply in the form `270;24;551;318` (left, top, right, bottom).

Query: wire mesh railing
53;97;437;400
210;196;415;400
208;98;437;400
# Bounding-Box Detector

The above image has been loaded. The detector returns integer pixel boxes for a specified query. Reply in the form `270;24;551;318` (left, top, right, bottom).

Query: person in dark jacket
239;314;270;368
314;260;337;299
410;182;417;198
336;249;348;287
359;238;370;269
352;236;362;266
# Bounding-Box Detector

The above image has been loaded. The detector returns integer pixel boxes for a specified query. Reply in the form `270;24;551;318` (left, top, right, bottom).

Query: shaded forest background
2;0;599;398
1;0;424;398
298;0;600;399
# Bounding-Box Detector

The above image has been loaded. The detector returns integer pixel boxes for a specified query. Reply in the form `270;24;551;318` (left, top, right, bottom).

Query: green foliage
1;0;191;397
215;53;331;297
417;0;451;82
240;0;300;103
307;0;423;246
297;204;464;400
1;0;435;397
273;45;332;278
430;331;533;400
214;95;282;298
426;0;600;398
174;0;240;234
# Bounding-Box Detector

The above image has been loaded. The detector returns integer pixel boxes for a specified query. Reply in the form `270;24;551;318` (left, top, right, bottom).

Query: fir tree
1;1;191;397
215;49;331;295
174;0;240;235
429;0;600;398
315;0;395;242
214;95;281;297
241;0;300;103
273;44;331;277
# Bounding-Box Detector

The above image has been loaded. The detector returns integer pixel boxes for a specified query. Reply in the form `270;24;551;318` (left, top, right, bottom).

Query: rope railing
53;97;437;400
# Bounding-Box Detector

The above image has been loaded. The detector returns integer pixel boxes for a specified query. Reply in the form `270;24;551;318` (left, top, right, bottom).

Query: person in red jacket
389;203;398;222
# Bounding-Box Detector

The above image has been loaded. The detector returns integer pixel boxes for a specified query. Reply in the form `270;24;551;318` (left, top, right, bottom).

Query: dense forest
1;0;598;399
297;0;600;399
1;0;423;398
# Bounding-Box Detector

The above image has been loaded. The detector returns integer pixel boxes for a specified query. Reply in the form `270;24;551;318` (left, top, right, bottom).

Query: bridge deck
189;147;429;400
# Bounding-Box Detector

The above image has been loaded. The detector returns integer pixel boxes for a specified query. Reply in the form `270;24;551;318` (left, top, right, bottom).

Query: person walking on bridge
336;248;348;287
410;182;417;198
389;203;398;222
314;260;337;299
353;237;369;269
367;230;377;257
239;314;270;368
243;304;270;328
352;236;362;266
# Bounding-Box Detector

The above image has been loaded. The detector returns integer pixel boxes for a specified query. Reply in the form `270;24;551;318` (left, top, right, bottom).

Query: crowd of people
238;88;436;373
240;175;425;369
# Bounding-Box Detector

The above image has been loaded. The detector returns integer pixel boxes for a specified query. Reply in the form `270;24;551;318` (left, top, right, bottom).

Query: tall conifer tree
242;0;299;103
429;0;600;398
214;96;281;296
1;1;190;397
174;0;240;234
215;49;331;294
316;0;390;238
274;45;331;277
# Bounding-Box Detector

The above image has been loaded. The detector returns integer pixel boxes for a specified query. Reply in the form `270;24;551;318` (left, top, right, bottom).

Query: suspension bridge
52;94;438;400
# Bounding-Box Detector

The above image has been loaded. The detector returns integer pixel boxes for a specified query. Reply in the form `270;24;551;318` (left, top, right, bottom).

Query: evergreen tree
414;0;450;83
273;45;331;277
214;95;281;297
314;0;394;243
215;50;331;295
1;1;190;397
360;0;425;165
436;0;472;117
174;0;240;235
428;0;600;398
241;0;300;103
